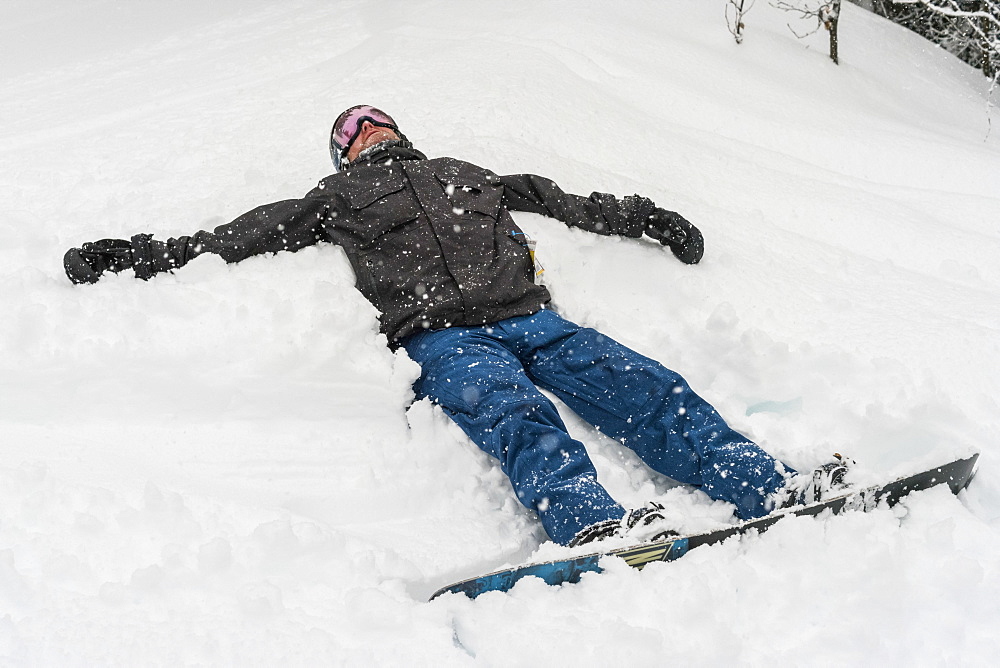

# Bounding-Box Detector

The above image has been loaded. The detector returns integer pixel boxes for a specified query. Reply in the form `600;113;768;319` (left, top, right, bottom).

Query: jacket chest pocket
434;173;503;219
340;170;422;246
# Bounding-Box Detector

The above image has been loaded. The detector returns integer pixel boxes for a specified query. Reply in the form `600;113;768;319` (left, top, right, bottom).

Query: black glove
644;208;704;265
63;239;135;284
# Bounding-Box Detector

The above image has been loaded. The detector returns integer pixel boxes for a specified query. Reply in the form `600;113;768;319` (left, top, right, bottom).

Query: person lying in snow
63;104;850;547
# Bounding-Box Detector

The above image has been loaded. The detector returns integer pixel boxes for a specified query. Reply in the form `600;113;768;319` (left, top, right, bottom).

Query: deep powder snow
1;1;999;664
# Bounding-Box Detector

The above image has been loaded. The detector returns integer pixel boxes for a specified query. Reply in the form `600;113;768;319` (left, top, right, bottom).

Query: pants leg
401;324;625;545
512;310;791;520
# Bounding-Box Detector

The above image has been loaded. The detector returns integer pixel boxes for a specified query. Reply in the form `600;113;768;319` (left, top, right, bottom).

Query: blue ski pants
400;309;790;546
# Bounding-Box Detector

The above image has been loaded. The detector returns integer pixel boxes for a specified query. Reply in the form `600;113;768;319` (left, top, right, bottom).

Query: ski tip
965;452;981;490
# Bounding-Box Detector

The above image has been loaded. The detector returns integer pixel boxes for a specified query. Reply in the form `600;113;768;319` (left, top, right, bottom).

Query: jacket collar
346;140;427;170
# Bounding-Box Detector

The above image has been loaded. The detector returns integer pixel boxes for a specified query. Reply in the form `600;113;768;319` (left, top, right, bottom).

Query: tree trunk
980;2;996;79
826;0;842;65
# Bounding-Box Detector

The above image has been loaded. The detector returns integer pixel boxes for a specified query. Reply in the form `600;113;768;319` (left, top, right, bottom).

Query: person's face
346;121;400;162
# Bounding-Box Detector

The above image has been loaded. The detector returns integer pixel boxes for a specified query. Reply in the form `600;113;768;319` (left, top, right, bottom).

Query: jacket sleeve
130;197;331;279
499;173;655;238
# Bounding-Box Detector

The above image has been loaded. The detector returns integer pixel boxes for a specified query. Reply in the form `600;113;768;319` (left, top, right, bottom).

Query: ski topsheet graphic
431;453;980;600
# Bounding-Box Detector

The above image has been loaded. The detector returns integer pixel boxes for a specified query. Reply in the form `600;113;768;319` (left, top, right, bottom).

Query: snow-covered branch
887;1;999;78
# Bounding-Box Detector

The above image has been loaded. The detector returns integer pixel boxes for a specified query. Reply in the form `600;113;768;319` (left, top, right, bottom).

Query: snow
2;0;999;663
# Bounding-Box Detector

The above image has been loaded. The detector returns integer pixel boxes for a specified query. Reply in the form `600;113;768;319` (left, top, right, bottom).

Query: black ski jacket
132;143;655;342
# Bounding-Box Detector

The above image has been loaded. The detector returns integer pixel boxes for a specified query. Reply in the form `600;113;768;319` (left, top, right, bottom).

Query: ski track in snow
1;0;999;664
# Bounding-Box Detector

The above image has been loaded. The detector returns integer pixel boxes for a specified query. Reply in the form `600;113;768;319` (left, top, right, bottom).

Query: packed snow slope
2;0;999;664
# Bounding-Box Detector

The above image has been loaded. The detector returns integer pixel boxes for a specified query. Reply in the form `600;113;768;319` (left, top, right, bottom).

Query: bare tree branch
773;0;844;63
726;0;757;44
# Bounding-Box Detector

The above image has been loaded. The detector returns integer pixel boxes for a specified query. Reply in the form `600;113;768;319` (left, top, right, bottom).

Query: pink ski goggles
329;105;401;170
